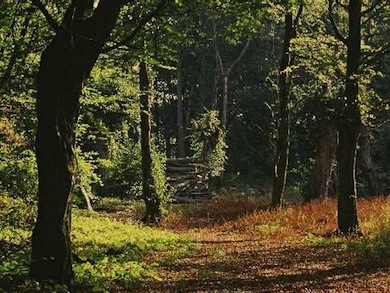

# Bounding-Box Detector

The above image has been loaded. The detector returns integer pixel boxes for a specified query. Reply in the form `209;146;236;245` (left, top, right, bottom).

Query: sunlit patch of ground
137;196;390;292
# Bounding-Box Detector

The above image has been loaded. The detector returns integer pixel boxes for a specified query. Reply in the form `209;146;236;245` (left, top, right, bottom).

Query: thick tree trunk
30;2;122;285
358;126;383;197
337;122;360;234
337;0;362;235
140;61;161;224
305;125;337;201
31;32;82;286
271;10;294;209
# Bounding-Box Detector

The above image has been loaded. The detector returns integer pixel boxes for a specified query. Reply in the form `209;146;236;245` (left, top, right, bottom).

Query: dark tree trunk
177;57;186;158
336;0;362;235
358;126;383;197
30;2;123;285
305;125;337;201
271;9;294;209
140;61;161;224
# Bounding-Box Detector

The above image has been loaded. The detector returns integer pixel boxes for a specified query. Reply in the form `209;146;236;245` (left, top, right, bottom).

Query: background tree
271;0;304;209
328;0;389;235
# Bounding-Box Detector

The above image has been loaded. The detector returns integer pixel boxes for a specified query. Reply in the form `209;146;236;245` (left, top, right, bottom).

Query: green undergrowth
72;211;193;291
0;196;194;292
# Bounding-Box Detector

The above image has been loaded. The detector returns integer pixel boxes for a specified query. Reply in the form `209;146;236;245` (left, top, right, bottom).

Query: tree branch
226;39;251;76
31;0;62;32
102;0;168;53
361;43;390;65
327;0;347;45
212;18;225;75
293;2;304;29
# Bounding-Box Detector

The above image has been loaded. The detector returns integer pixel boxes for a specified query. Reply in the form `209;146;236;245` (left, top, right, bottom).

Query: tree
139;60;161;224
212;18;251;127
29;0;168;285
328;0;387;235
270;0;304;209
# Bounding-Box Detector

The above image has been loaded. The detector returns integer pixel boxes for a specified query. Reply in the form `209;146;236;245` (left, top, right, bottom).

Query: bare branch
328;0;347;45
212;18;225;75
226;39;251;76
102;0;168;53
361;43;390;65
31;0;61;32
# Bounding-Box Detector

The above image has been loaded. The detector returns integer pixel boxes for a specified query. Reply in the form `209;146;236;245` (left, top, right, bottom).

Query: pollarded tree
30;0;167;286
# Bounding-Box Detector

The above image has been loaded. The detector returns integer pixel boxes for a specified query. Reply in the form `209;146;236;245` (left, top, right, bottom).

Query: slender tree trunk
358;126;383;197
271;10;294;209
305;125;337;201
30;2;123;285
140;61;161;224
221;75;228;128
177;58;186;157
337;0;362;235
80;186;94;211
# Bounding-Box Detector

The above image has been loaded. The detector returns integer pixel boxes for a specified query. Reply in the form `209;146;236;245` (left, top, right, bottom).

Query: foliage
72;211;193;291
189;110;227;178
0;197;193;292
0;117;37;199
99;127;143;199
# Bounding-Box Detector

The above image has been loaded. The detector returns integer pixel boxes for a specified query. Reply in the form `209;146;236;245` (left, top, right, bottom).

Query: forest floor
127;195;390;293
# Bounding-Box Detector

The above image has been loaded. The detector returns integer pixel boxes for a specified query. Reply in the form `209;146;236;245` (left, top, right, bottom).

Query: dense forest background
1;0;390;290
2;0;390;204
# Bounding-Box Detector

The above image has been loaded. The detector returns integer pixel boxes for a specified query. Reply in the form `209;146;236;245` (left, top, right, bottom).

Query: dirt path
140;227;390;292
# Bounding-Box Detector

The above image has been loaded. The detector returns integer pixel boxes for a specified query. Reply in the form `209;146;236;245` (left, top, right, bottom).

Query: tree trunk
271;10;294;209
358;126;383;197
305;125;337;201
30;2;123;285
177;58;186;157
221;75;228;128
140;61;161;224
337;0;362;235
80;186;94;212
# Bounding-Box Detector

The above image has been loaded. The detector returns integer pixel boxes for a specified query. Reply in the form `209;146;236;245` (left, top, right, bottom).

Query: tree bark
336;0;362;235
140;61;161;224
30;1;123;285
271;9;294;209
305;125;337;201
358;126;383;197
177;57;186;158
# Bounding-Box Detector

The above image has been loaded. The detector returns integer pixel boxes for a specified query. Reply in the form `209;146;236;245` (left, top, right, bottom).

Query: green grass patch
72;210;193;291
0;197;193;292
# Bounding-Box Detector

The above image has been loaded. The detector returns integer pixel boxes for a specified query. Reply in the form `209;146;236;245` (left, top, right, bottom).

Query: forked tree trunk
337;0;362;235
30;2;123;285
140;61;161;224
305;125;337;201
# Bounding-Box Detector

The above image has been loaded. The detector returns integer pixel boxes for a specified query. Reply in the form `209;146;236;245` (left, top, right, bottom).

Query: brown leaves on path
140;196;390;292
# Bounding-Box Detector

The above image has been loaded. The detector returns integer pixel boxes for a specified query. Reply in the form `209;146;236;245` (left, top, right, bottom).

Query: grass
0;196;194;292
3;194;390;291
